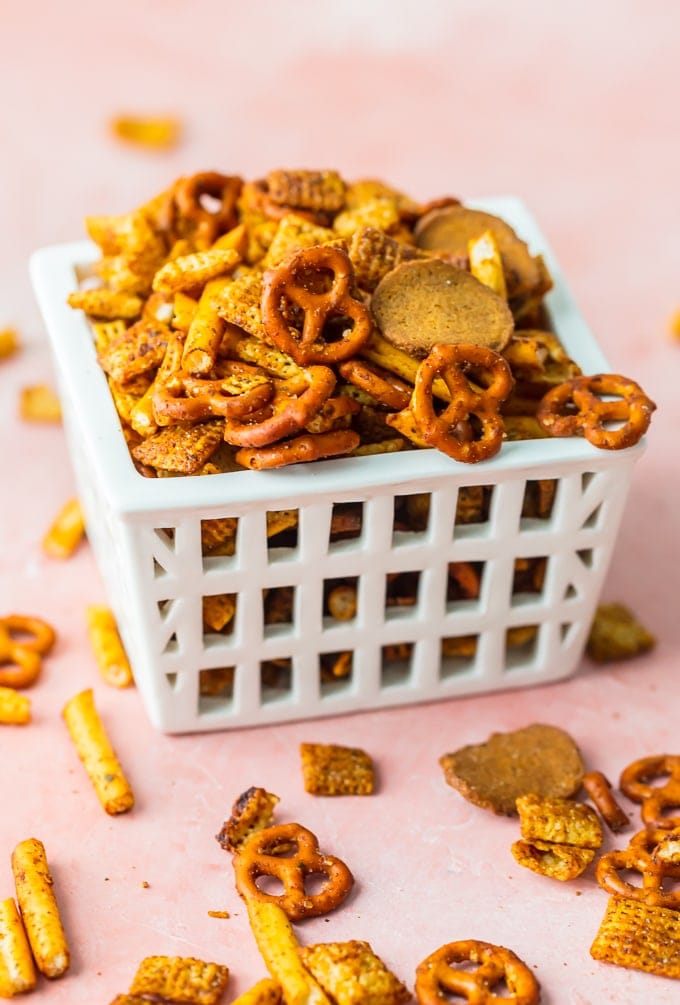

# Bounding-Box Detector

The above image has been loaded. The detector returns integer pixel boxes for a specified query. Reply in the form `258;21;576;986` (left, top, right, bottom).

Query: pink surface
1;3;680;1003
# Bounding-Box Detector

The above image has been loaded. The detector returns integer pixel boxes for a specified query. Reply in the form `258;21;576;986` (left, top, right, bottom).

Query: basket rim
29;195;642;517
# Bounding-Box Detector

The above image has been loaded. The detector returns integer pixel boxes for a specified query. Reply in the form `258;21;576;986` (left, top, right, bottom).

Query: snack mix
67;168;656;476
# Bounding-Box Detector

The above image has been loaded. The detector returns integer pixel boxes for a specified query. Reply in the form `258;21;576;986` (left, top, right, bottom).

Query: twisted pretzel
415;940;540;1005
261;246;372;365
152;361;274;423
173;171;243;243
223;366;337;447
232;822;354;920
536;373;655;449
0;615;56;689
596;830;680;910
235;429;360;470
337;357;412;410
402;343;513;463
620;754;680;830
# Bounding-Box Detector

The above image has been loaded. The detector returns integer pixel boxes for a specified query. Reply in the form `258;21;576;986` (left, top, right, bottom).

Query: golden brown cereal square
214;271;266;338
202;594;236;633
516;793;603;849
590;896;680;979
130;420;224;474
300;743;375;796
216;786;280;852
299;940;410;1005
98;318;171;383
19;384;62;422
266;169;346;213
129;955;229;1004
264;214;339;268
511;838;595;881
586;602;656;663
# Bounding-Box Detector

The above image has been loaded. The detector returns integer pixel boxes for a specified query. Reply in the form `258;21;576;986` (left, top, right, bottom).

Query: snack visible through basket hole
300;742;375;796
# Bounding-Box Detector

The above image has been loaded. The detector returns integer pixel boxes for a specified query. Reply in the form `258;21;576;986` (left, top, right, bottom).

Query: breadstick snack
41;497;86;559
11;838;70;979
85;605;134;687
62;687;134;814
0;897;37;996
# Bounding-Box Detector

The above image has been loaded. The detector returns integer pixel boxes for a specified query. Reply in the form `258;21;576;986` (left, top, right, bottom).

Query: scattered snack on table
582;770;630;832
0;896;37;997
590;896;680;979
414;939;540;1005
11;837;70;979
0;327;19;359
0;614;56;690
299;742;375;796
128;955;229;1004
66;167;655;475
619;754;680;830
229;977;282;1005
215;786;280;852
516;794;603;849
233;822;353;920
586;603;656;663
245;899;332;1005
111;114;182;150
62;687;134;814
511;837;596;881
439;723;585;816
0;685;31;724
85;605;134;687
669;309;680;341
41;497;86;559
18;383;62;422
299;940;411;1005
596;827;680;909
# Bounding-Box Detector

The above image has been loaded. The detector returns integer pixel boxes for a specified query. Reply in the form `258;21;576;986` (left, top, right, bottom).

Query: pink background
1;2;679;1003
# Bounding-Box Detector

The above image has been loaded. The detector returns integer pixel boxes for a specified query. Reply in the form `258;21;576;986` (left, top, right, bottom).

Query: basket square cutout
199;667;236;704
263;586;296;633
381;642;415;687
260;658;293;704
201;515;238;557
505;624;540;669
393;492;431;537
447;561;483;605
320;649;354;692
521;478;557;521
440;634;478;678
202;593;237;635
267;508;299;556
385;571;421;618
512;557;548;599
324;578;358;625
329;501;364;550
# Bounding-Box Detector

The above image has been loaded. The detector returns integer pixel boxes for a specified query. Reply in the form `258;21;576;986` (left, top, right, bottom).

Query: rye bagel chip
370;258;514;358
439;723;585;816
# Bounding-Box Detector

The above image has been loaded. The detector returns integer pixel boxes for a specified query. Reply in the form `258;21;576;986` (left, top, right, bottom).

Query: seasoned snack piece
67;288;143;320
299;742;375;796
0;327;19;359
11;838;70;978
620;754;680;831
108;996;158;1005
0;614;56;690
414;204;545;301
261;246;372;365
174;172;243;245
129;955;229;1005
414;939;540;1005
468;229;507;299
86;606;134;687
153;248;240;296
440;723;585;817
511;838;595;881
216;786;280;852
582;771;629;832
596;833;680;910
0;686;31;724
299;940;411;1005
537;373;656;450
235;429;360;470
245;899;332;1005
516;793;603;849
586;603;656;663
590;896;680;979
111;114;181;149
387;342;514;463
62;688;134;814
131;419;224;474
41;497;86;559
19;384;62;422
266;169;345;214
229;978;282;1005
347;226;426;292
233;821;353;920
371;259;514;357
0;896;37;996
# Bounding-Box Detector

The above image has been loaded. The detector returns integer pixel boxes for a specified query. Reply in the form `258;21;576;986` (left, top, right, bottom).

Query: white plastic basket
31;197;643;733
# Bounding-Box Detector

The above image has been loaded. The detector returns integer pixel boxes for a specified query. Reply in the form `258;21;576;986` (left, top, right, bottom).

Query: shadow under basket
30;197;644;733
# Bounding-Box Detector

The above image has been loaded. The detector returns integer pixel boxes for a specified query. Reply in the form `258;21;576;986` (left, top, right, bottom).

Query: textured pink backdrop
1;3;679;1003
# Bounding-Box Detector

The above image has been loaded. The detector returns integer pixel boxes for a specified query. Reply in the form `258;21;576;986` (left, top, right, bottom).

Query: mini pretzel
337;357;412;410
261;246;372;365
619;754;680;830
223;367;337;447
414;940;540;1005
596;835;680;910
232;821;353;920
173;171;243;243
582;770;629;832
402;343;513;463
536;373;655;449
235;429;360;470
0;616;56;689
152;363;274;424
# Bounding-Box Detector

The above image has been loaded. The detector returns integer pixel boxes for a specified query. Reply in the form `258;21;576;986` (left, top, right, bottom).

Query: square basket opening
323;577;359;625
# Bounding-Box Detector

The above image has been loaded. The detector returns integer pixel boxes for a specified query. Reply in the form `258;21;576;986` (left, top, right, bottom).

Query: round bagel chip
370;258;514;358
414;205;543;300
